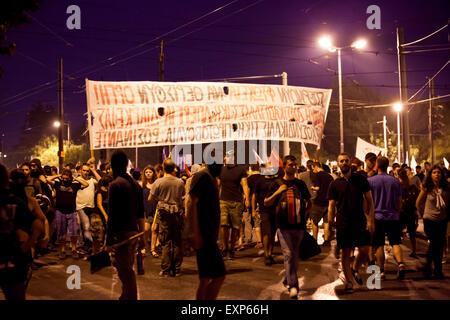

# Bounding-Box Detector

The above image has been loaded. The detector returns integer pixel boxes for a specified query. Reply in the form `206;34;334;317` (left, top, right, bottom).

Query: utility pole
58;58;64;173
282;72;290;156
159;40;166;161
428;78;435;164
397;27;410;164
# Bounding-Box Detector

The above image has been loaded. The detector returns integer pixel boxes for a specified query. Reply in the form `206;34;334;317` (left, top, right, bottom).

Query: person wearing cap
364;153;377;178
218;150;250;260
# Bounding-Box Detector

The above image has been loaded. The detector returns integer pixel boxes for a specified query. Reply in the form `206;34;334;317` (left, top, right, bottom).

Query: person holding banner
106;150;145;300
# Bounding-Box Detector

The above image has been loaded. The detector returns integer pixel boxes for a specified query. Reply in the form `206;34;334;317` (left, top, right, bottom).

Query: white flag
301;142;309;166
444;157;449;169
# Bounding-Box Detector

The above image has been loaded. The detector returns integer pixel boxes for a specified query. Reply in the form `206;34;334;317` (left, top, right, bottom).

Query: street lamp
318;36;367;153
53;120;71;145
393;102;403;162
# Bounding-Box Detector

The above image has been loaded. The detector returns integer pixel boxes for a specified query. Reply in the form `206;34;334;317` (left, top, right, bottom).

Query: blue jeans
277;228;304;290
76;209;93;245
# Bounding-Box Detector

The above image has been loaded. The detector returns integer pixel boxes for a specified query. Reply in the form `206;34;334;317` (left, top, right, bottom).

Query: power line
408;59;450;102
402;23;449;47
0;0;247;108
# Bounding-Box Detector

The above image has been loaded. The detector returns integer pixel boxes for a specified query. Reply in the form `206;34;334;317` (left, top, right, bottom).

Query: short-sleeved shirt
150;175;185;213
327;173;371;230
54;180;81;214
368;174;403;221
268;178;311;230
219;165;247;202
298;170;317;200
76;177;97;210
247;173;262;196
189;169;221;243
255;176;278;214
107;174;144;245
312;171;334;207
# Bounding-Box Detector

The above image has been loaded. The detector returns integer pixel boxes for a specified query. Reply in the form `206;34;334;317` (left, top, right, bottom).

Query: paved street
3;221;449;300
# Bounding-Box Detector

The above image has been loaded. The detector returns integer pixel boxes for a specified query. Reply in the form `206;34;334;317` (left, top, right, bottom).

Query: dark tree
0;0;41;77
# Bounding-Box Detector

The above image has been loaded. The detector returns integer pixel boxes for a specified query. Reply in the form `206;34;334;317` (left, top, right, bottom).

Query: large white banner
85;80;332;150
355;137;387;161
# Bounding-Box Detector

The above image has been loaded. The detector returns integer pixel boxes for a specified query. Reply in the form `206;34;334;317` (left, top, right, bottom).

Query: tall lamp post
318;36;367;153
53;120;71;145
393;103;403;163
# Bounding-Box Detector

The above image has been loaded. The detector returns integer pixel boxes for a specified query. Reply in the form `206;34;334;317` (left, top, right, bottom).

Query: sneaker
397;263;406;280
352;269;363;285
344;281;354;294
269;256;276;265
228;250;235;260
159;271;169;278
254;242;263;249
289;287;298;299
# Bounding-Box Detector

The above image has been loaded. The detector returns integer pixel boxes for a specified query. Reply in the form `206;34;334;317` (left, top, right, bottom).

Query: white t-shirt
76;177;96;210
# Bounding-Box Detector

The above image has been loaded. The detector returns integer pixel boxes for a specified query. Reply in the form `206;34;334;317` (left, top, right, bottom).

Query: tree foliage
31;135;90;167
0;0;42;77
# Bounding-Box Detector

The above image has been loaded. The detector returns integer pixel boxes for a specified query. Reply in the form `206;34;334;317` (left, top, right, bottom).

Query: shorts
90;213;105;242
373;220;402;247
220;200;243;230
196;243;226;279
336;227;371;249
260;211;276;238
309;204;328;225
55;211;80;241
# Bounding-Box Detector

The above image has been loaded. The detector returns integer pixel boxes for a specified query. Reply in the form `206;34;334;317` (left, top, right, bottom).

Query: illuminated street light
53;120;61;128
318;35;367;153
393;102;403;112
352;39;367;49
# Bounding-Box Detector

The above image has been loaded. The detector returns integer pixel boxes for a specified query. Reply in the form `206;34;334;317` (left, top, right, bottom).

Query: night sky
1;0;449;156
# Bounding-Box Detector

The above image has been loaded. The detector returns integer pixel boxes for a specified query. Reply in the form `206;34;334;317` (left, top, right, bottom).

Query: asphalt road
3;221;449;300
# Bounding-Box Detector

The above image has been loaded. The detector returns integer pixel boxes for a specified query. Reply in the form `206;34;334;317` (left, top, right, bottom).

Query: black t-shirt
327;173;371;230
312;171;334;206
219;165;247;202
268;178;311;230
189;170;221;243
247;173;262;195
107;174;144;245
54;180;81;214
254;175;278;214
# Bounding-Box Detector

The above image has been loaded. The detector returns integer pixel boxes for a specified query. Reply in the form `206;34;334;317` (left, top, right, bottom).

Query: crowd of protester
0;150;449;300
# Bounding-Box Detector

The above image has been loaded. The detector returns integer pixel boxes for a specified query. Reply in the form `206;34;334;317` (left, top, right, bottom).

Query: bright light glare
393;103;403;112
53;120;61;127
318;36;333;50
352;39;367;49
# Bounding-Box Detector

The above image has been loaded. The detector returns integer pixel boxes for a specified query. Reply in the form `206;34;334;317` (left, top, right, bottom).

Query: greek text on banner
85;80;332;149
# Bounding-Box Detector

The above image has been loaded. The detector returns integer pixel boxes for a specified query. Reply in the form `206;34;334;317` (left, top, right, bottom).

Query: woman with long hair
416;164;449;279
139;165;158;257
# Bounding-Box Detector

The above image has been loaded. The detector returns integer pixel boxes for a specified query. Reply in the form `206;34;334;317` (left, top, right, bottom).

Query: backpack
402;185;419;213
275;180;305;227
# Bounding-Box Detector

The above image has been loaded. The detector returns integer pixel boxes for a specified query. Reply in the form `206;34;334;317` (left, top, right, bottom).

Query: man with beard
186;162;226;300
20;163;42;199
328;152;375;293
